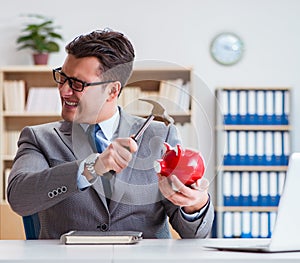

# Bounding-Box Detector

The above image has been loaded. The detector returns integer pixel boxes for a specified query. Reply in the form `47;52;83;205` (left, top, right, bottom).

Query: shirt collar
80;110;120;141
98;110;120;140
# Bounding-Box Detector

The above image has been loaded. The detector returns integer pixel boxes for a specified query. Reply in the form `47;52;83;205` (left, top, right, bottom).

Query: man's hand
158;174;210;214
94;137;138;175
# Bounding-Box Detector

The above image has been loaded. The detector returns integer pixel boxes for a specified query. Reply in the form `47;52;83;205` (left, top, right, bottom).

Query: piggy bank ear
162;142;172;155
174;144;182;157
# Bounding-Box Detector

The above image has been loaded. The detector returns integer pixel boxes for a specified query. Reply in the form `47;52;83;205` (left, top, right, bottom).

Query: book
158;78;187;113
26;87;61;113
60;230;143;245
3;80;26;112
5;130;20;156
119;86;141;113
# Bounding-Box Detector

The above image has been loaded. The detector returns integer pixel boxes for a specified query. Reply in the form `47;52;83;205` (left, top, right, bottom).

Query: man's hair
65;28;135;88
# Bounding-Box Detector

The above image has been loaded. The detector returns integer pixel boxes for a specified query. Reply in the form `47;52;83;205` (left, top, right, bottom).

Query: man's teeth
65;101;78;106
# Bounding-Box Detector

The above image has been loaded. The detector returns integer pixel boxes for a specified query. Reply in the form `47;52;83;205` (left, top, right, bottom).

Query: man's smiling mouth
65;100;78;106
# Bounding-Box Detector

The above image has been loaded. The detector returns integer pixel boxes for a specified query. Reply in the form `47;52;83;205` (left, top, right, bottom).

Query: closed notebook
60;230;143;245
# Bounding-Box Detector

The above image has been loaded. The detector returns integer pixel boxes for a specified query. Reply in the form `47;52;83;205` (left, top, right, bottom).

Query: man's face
58;55;115;123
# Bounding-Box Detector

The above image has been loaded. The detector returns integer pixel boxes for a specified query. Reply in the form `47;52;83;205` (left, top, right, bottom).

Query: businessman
7;28;214;239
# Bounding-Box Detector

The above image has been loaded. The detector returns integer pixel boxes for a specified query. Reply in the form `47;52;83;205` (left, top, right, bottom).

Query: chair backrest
22;213;40;240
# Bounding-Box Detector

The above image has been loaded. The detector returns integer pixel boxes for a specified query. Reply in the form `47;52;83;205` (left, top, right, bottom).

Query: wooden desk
0;239;299;262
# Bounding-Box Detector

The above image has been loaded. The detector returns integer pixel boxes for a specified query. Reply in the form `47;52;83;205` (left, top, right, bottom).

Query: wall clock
210;32;244;65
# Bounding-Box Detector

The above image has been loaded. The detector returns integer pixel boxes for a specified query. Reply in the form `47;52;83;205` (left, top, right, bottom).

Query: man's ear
107;81;122;101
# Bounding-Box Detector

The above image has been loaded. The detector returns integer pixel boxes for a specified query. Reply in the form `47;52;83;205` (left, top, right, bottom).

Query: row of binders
222;171;285;207
222;211;277;238
223;130;290;165
218;89;290;125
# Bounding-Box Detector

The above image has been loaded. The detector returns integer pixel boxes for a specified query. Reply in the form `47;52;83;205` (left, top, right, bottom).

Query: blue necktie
94;124;109;153
92;124;112;207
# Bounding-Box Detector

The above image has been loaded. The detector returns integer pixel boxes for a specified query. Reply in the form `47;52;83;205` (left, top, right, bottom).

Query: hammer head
139;98;174;125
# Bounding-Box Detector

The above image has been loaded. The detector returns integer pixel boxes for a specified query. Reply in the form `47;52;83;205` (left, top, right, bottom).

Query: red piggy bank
154;143;205;186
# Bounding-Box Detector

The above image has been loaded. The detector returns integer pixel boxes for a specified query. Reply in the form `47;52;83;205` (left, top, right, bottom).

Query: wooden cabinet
214;87;291;238
0;203;25;239
0;65;193;239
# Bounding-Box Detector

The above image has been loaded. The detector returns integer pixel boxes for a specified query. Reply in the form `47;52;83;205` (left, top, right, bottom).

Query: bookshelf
214;87;291;238
0;65;193;239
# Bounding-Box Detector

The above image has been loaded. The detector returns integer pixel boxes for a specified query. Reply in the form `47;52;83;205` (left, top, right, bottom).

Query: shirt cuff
180;195;210;222
77;160;93;190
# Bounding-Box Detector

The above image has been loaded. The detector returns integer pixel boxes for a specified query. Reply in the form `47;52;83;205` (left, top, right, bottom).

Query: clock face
210;32;244;65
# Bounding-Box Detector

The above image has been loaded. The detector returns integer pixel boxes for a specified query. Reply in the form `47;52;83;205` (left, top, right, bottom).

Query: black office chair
22;213;40;240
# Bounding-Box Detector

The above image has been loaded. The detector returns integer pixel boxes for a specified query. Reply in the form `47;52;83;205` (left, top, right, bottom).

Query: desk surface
0;238;300;263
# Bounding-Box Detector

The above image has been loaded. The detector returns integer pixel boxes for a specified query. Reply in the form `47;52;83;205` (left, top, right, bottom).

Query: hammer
132;98;174;141
104;99;173;179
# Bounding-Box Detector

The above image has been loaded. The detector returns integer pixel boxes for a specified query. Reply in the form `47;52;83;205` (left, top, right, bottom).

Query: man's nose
59;81;74;95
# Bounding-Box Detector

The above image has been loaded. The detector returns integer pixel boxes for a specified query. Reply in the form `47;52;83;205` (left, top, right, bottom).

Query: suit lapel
55;122;95;160
54;121;73;156
55;121;109;210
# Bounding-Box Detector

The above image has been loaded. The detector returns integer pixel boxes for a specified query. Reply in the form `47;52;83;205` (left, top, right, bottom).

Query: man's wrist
84;153;100;182
77;161;93;190
180;194;211;221
182;194;210;214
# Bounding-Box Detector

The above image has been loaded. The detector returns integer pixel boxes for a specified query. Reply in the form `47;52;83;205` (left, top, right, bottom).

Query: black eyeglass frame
52;67;116;92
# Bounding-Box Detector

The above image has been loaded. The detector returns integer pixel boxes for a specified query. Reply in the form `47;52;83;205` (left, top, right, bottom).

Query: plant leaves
16;14;63;53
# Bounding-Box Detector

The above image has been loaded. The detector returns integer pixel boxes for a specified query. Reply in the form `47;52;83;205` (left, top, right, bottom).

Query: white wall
1;0;300;195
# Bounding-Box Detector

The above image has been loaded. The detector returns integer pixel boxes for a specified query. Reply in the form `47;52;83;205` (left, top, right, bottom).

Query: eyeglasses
52;67;116;92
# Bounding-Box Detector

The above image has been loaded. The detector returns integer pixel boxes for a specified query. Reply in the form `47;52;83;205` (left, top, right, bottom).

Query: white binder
229;90;238;116
248;90;256;116
239;90;247;121
274;90;283;116
247;131;256;162
256;90;265;117
222;172;232;205
241;172;250;204
241;212;251;237
265;131;273;162
265;90;274;116
260;212;269;238
223;212;233;238
232;172;241;205
250;172;259;205
260;172;269;205
238;131;247;157
251;212;260;238
233;212;242;237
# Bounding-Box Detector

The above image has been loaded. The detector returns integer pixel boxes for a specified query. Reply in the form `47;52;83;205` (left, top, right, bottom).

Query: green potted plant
16;14;63;65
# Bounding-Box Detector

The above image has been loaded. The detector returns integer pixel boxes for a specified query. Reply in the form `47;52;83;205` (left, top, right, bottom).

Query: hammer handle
132;115;155;141
103;115;155;180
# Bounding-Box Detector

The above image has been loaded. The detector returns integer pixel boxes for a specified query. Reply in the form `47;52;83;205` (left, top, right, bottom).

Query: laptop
205;152;300;253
